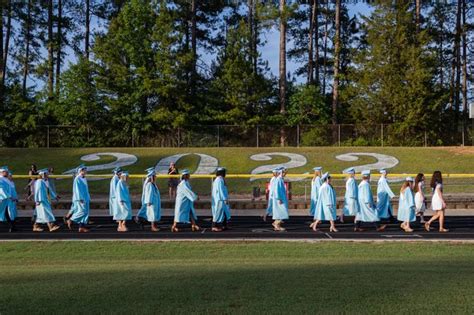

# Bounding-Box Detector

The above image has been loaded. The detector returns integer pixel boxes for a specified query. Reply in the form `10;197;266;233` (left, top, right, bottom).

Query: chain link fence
19;123;474;147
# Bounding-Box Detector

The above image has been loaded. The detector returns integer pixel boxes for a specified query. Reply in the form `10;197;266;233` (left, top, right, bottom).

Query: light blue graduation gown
309;176;322;216
343;177;359;216
397;187;416;222
140;180;161;222
313;182;337;221
0;176;11;222
7;179;17;221
70;176;90;225
34;179;57;223
136;178;150;219
271;176;289;220
356;180;379;222
212;176;230;223
109;175;120;217
266;176;276;215
174;180;198;223
377;177;395;218
114;179;132;221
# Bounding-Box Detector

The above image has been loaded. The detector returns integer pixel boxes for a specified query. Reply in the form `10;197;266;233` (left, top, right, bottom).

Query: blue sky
261;2;371;81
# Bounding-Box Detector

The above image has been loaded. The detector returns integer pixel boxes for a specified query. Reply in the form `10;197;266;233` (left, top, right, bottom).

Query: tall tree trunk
248;0;254;68
331;0;341;129
461;0;467;116
279;0;287;147
438;6;444;87
454;0;462;123
190;0;197;96
22;0;32;95
314;0;319;87
307;0;315;84
1;0;12;87
0;1;4;94
85;0;90;59
252;0;258;73
55;0;62;96
322;0;329;94
415;0;421;33
47;0;54;99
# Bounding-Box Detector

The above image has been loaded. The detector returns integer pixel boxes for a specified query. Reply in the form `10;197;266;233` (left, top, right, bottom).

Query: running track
1;216;474;241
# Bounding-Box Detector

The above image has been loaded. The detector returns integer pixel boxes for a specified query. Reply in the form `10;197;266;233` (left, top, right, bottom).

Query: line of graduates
299;167;449;233
0;164;449;233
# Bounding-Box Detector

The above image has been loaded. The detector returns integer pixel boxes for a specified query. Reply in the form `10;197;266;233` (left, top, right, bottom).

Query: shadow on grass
0;259;473;314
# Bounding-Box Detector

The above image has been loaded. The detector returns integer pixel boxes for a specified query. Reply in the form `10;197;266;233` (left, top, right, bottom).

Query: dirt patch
440;147;474;155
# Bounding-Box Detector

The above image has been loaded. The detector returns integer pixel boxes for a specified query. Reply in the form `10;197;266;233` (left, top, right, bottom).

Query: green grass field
0;147;473;195
0;241;473;314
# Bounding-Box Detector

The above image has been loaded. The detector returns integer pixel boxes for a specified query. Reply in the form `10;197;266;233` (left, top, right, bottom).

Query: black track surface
1;216;474;240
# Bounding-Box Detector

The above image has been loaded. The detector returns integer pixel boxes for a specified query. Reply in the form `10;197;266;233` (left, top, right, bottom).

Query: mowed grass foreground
0;242;473;314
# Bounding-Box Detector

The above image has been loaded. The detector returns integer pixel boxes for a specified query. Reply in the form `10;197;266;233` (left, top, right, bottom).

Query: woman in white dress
425;171;449;232
414;173;426;223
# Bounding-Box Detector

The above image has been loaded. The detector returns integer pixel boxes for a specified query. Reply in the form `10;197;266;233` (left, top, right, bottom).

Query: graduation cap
321;172;330;181
0;166;9;172
344;167;355;174
120;171;129;177
216;167;226;172
313;166;322;171
145;167;155;173
361;170;371;176
76;164;87;172
406;176;414;182
112;167;122;174
146;169;156;178
379;169;387;174
38;168;49;176
180;169;191;179
271;167;281;173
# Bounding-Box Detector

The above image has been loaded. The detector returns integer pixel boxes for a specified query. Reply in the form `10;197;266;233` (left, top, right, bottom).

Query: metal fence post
424;131;427;147
217;125;220;147
297;125;300;148
256;125;259;148
338;124;341;147
47;125;50;148
462;121;465;146
381;123;384;147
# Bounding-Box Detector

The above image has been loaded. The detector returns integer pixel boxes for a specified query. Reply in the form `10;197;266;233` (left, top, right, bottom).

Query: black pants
355;221;381;229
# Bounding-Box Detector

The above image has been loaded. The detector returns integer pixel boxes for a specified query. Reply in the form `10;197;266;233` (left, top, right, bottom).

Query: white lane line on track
382;234;422;238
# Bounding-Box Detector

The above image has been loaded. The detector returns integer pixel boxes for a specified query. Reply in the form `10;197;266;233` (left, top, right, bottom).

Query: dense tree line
0;0;471;147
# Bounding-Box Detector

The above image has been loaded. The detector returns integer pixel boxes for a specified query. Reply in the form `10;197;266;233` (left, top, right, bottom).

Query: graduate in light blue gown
397;177;416;232
377;169;395;220
341;168;359;223
271;167;289;231
309;167;322;228
115;171;132;232
0;166;11;225
67;165;90;232
355;170;387;232
109;167;122;219
137;169;161;231
263;168;280;221
312;172;338;232
135;167;155;225
6;171;18;231
172;169;199;232
33;169;60;232
211;167;230;232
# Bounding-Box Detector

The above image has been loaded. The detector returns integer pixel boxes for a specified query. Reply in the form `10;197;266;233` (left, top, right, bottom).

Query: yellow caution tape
10;173;474;179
